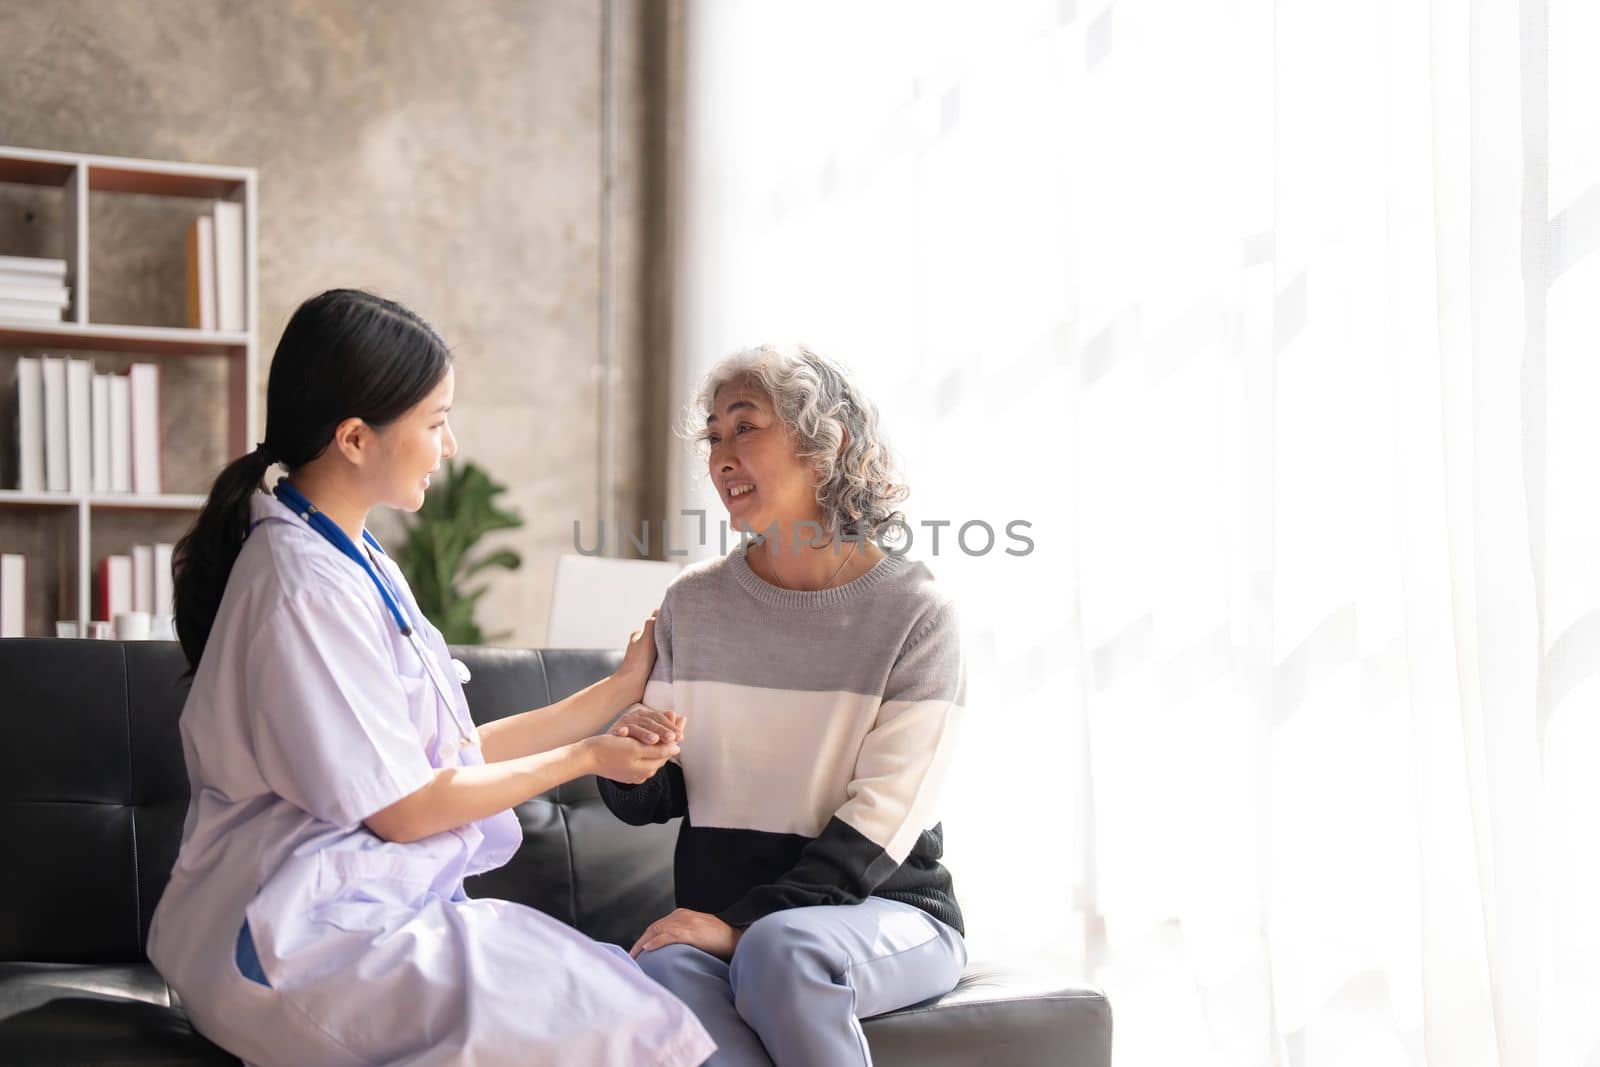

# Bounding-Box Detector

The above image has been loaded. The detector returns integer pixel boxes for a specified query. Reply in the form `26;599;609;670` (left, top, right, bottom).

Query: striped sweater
598;547;966;935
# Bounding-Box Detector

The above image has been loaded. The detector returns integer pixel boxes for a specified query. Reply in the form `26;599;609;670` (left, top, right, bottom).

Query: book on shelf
213;200;245;333
132;544;153;613
13;356;42;492
66;358;91;494
42;356;67;492
8;356;163;497
0;254;67;279
98;554;132;622
0;299;64;323
185;215;217;331
153;542;174;616
0;256;72;324
0;281;69;307
95;543;175;624
91;373;110;493
0;554;23;638
129;362;161;495
109;372;131;493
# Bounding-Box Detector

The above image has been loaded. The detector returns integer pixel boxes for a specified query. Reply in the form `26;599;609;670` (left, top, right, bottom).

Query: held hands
630;908;742;961
610;704;685;746
589;702;683;784
583;732;678;785
615;611;658;702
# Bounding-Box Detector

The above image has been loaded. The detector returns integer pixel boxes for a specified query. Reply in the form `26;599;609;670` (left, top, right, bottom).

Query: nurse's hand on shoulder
630;908;742;962
615;612;658;702
583;732;678;785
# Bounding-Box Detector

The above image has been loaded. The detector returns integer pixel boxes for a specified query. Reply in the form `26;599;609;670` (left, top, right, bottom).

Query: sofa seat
0;958;1109;1066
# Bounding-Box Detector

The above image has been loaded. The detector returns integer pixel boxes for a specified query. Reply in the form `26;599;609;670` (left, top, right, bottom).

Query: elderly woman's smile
704;379;825;537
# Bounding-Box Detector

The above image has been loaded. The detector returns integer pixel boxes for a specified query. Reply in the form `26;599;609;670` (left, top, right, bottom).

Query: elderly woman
598;344;967;1066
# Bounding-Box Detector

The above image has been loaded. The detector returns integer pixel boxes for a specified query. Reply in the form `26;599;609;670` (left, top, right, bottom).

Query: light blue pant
636;898;966;1066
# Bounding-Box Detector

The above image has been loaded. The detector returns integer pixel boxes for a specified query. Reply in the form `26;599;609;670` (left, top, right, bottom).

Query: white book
100;554;132;621
0;255;67;277
129;363;162;495
42;356;67;493
66;358;91;494
91;373;110;494
14;357;42;492
0;282;69;307
0;554;23;637
0;270;67;286
154;542;174;617
213;200;245;332
187;215;217;331
109;373;132;493
132;544;154;614
0;300;63;323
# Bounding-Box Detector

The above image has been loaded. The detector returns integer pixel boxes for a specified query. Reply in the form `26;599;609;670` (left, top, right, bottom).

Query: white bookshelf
0;144;258;634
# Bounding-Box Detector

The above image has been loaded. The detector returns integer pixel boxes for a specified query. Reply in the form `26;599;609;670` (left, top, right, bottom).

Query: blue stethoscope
262;478;479;755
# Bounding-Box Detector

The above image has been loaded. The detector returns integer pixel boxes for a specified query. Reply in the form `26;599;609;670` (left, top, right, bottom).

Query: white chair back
545;553;683;649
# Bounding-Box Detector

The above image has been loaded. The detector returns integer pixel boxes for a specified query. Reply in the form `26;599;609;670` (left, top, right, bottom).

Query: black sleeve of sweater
716;816;901;927
597;760;688;826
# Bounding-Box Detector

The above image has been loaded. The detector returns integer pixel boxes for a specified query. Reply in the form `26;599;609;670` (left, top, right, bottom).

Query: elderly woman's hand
609;704;685;746
630;908;742;961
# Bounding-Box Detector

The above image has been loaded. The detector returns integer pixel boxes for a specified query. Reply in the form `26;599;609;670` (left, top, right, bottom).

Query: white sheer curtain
668;2;1600;1064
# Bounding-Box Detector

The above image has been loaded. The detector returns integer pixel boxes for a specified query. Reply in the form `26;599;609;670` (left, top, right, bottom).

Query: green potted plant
394;458;524;645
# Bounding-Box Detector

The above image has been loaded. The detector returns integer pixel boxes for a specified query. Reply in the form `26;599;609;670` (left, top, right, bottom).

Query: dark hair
172;289;451;673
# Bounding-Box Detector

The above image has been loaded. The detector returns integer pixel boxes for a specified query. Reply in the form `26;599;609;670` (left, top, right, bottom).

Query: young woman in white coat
147;288;715;1067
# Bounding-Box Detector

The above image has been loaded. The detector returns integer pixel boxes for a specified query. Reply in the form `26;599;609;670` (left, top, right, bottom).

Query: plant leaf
393;458;525;646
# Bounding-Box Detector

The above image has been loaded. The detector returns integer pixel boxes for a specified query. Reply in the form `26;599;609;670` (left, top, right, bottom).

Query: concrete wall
0;0;676;646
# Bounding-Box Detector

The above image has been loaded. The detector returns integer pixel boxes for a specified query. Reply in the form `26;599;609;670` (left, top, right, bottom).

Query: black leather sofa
0;638;1111;1065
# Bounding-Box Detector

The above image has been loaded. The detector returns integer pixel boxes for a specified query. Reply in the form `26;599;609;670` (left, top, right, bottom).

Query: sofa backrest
0;638;678;965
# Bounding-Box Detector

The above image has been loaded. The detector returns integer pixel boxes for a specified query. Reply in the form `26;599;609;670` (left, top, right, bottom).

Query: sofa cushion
0;640;163;963
0;962;235;1064
861;961;1113;1066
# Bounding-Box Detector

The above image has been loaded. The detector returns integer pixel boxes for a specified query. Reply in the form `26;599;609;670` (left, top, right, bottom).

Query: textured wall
0;0;673;645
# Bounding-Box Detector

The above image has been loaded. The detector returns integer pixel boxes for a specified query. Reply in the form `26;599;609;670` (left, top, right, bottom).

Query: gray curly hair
686;344;909;540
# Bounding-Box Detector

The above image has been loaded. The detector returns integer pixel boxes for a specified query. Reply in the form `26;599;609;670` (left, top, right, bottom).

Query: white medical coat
147;491;713;1067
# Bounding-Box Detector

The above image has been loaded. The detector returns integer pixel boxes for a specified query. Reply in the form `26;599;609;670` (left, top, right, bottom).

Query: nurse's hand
609;704;684;746
615;611;658;701
582;733;678;785
630;908;742;962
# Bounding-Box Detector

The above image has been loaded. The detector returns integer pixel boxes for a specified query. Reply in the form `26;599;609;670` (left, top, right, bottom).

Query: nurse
147;288;715;1067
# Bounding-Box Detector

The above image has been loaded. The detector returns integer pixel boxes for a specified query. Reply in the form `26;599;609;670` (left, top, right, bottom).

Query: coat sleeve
244;587;436;830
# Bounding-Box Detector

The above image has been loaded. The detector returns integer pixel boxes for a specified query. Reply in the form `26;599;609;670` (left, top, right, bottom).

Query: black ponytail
172;447;276;671
172;289;451;674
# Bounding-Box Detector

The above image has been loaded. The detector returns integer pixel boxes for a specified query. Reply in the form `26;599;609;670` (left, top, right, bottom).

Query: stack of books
0;255;71;324
98;542;174;621
185;201;245;331
10;356;162;495
0;553;22;637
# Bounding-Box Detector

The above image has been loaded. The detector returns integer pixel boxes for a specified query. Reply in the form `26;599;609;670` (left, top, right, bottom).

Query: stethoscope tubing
258;479;478;751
